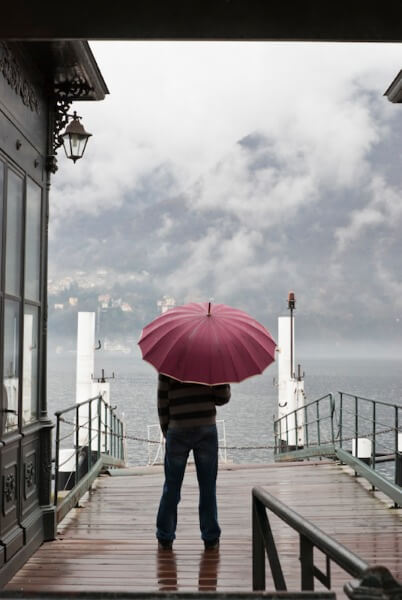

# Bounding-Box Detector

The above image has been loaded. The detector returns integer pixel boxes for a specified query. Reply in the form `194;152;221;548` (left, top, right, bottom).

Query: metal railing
274;394;335;458
252;486;401;595
274;392;402;505
54;393;126;523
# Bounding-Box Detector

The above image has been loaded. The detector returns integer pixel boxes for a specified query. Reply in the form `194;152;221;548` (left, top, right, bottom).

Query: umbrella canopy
138;302;276;385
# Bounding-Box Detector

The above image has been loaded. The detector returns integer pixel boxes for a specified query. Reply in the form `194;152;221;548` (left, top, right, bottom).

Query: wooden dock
5;461;402;595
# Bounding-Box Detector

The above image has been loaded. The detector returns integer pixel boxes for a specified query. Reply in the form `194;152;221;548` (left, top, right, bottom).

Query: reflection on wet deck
6;461;402;594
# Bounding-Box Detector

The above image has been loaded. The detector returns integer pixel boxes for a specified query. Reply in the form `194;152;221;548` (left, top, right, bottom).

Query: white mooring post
277;292;305;449
76;312;96;448
352;438;372;464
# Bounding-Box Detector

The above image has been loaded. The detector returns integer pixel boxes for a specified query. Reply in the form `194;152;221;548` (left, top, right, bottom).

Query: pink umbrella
138;302;276;385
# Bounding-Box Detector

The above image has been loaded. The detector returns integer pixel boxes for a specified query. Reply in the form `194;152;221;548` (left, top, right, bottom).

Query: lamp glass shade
61;117;92;163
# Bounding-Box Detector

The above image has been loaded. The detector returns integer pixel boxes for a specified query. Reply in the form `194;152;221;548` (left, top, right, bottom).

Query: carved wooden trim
0;42;39;114
24;461;36;490
3;473;16;504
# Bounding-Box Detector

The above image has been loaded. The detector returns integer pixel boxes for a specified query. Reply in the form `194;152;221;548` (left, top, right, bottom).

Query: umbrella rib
157;318;206;376
224;324;274;372
140;319;200;361
218;314;274;338
212;320;248;383
226;319;276;356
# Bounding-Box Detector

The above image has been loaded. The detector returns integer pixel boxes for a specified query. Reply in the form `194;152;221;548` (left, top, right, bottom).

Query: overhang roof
25;41;109;100
384;71;402;103
2;0;402;42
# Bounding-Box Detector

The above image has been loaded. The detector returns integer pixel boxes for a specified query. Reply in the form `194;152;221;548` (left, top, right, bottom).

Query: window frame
0;156;44;437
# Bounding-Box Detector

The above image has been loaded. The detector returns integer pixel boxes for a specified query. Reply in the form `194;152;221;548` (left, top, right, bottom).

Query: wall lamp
60;111;92;163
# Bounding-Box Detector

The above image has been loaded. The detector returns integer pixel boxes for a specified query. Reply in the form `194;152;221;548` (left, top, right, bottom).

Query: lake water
48;354;402;467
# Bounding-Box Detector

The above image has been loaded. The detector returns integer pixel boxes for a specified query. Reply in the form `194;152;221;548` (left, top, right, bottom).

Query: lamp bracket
47;78;93;174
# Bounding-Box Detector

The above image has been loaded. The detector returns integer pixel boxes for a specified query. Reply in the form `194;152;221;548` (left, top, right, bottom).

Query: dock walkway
6;461;402;595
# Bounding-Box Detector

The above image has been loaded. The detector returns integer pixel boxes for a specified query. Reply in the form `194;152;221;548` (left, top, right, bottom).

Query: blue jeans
156;425;221;543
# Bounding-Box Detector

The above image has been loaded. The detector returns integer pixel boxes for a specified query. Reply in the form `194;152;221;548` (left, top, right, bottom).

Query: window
25;179;41;302
1;163;43;433
22;305;38;425
5;171;23;297
3;300;20;432
0;161;3;268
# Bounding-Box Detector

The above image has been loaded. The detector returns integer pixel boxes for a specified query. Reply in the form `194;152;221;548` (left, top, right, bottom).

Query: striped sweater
157;374;231;435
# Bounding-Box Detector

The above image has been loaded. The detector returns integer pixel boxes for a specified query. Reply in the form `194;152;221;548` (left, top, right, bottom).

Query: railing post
120;421;124;459
339;393;343;449
294;409;298;448
300;534;314;590
54;414;60;506
354;396;359;476
104;402;108;454
252;495;266;590
330;395;335;446
114;414;117;457
371;400;376;472
111;412;114;457
97;396;102;460
75;405;80;485
109;405;112;455
316;400;321;447
355;396;359;447
395;408;401;485
88;398;92;472
304;404;309;449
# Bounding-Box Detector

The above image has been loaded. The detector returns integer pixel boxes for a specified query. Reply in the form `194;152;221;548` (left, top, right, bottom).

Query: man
156;373;231;550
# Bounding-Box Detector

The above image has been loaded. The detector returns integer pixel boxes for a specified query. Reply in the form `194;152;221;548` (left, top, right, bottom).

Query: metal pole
290;306;293;379
54;415;60;506
355;396;359;453
372;401;376;472
395;408;402;497
300;534;314;590
88;398;92;472
120;421;124;459
109;406;112;455
104;402;108;454
75;405;79;485
97;396;101;460
252;496;265;590
339;393;343;449
305;405;309;449
330;395;335;446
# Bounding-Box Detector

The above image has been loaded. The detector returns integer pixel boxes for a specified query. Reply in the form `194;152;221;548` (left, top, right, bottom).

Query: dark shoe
204;538;219;550
158;538;173;550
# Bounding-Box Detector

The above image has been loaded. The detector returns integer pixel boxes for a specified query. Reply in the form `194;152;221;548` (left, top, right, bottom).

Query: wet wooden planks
6;461;402;595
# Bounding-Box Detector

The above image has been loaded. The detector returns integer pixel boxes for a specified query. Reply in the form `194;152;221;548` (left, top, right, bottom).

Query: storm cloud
48;42;402;358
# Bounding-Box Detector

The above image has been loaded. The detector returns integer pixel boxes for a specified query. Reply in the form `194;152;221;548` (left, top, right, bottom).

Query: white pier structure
59;312;112;484
76;312;111;451
277;295;305;448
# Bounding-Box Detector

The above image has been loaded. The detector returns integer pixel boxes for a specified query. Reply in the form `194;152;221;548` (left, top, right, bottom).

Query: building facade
0;41;107;585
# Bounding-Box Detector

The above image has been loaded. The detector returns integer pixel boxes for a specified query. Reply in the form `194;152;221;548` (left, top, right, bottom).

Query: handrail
54;394;102;417
339;391;401;410
274;391;402;505
252;486;401;596
53;393;126;523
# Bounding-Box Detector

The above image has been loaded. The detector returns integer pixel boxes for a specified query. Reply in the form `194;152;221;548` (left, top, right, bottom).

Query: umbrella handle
207;302;211;316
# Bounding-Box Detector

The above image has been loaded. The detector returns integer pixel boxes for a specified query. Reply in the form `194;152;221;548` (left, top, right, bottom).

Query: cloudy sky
49;42;402;357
